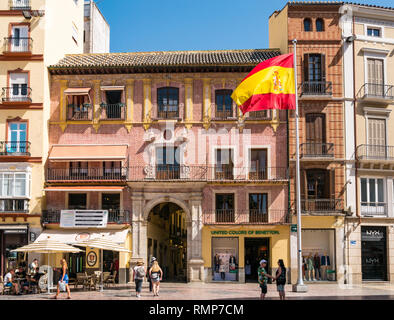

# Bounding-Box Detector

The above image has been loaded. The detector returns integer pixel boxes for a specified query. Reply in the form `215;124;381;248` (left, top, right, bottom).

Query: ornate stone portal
129;190;204;282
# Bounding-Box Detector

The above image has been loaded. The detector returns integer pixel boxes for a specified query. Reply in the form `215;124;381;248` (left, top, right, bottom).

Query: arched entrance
147;202;187;282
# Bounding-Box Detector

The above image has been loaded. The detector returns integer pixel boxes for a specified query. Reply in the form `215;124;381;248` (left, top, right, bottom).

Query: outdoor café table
14;278;27;293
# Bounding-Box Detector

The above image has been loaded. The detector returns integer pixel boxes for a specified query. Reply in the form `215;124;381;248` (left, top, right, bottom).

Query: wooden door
305;113;326;155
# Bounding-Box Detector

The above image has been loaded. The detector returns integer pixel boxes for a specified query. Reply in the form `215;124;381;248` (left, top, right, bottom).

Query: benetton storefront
202;225;290;283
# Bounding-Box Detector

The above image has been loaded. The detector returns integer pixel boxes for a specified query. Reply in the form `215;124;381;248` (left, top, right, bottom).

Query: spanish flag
231;53;295;113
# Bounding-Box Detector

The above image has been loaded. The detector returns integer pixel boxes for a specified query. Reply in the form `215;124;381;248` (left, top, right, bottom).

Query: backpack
135;266;145;279
277;267;286;285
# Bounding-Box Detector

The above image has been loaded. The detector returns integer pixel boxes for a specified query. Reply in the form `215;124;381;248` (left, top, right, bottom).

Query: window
7;122;28;154
102;193;120;211
215;193;234;223
215;149;234;180
68;193;87;210
249;193;268;223
103;90;124;119
69;162;88;177
316;18;324;32
0;172;30;198
306;170;330;199
304;18;312;32
303;53;326;94
103;161;121;178
367;58;384;96
361;178;386;215
367;27;381;37
9;72;29;102
156;147;180;179
249;149;267;179
157;87;179;118
10;26;29;52
215;89;233;118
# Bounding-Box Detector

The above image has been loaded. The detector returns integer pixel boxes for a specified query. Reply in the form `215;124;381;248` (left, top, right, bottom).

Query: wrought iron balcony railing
360;202;387;216
0;199;29;213
41;209;131;225
157;110;179;119
203;209;290;225
357;144;394;161
247;110;272;120
129;166;288;182
358;83;394;101
4;37;32;53
9;0;30;10
300;143;334;158
301;199;343;214
46;167;128;182
301;81;333;96
0;141;31;156
215;110;233;119
100;103;126;120
67;104;92;120
1;86;32;103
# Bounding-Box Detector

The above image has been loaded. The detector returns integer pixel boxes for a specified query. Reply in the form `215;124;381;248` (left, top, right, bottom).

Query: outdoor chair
74;272;87;289
86;274;98;291
102;272;111;288
105;271;117;288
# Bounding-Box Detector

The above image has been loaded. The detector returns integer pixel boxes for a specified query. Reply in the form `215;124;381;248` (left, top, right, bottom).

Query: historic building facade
269;2;347;283
0;0;85;276
46;49;290;283
340;3;394;284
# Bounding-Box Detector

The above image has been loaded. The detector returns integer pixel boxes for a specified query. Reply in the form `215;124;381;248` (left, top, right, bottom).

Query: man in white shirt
29;259;38;274
3;269;20;295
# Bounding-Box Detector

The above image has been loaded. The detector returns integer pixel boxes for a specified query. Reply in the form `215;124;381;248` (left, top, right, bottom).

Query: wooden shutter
306;114;326;143
303;53;310;82
329;169;335;200
368;118;386;146
321;54;326;82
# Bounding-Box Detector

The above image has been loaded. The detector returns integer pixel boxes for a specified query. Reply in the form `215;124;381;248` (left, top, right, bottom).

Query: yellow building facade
0;0;84;275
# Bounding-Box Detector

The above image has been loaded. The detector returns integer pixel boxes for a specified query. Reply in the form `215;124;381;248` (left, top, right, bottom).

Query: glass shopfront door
362;226;387;281
244;238;270;283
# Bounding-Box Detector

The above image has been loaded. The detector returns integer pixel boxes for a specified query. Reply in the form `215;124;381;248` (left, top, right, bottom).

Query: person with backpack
274;259;287;300
133;261;146;298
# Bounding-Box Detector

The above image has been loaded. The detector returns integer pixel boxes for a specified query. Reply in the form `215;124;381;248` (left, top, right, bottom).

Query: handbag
58;281;66;292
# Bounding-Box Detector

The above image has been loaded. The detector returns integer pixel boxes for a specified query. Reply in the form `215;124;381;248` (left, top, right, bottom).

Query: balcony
214;110;234;120
357;83;394;104
301;143;334;158
357;145;394;162
203;209;290;225
1;86;32;103
9;0;30;10
0;199;29;213
129;166;288;182
157;110;179;120
301;81;332;97
67;104;93;121
3;37;32;55
361;202;387;217
247;110;272;120
100;103;126;120
46;167;128;182
41;209;131;225
0;141;31;156
301;199;343;215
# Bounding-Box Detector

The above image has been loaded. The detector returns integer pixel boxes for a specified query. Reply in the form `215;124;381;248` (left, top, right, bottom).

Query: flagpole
292;39;307;292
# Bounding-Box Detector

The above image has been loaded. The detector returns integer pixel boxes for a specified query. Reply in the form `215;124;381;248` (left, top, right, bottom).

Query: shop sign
291;224;297;232
4;229;27;234
87;251;97;267
75;232;91;242
361;228;385;242
211;230;280;235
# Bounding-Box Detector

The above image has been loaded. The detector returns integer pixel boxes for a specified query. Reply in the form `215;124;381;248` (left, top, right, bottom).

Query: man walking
257;260;274;300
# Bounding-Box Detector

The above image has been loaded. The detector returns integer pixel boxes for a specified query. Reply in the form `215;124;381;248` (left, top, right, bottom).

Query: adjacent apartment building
269;2;347;283
84;0;110;53
44;49;290;283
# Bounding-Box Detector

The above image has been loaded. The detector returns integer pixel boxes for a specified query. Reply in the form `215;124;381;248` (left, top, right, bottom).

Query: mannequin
313;252;321;281
229;254;236;272
219;255;226;280
306;254;314;281
245;259;251;276
320;252;330;281
214;254;220;273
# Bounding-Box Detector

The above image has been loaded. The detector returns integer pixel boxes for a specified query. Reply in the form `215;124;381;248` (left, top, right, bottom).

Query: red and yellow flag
231;53;295;113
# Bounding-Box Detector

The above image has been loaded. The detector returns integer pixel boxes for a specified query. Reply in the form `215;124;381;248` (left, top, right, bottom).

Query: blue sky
96;0;394;53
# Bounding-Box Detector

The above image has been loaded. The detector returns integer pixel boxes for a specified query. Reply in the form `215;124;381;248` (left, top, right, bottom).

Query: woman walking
149;260;163;297
274;259;286;300
133;261;146;298
54;259;71;299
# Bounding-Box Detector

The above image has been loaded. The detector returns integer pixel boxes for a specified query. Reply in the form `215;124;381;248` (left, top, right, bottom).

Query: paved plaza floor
2;282;394;300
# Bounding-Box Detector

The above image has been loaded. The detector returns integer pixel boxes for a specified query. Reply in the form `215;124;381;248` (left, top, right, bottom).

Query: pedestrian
29;259;39;274
147;257;156;292
53;259;71;299
133;261;146;298
149;260;163;297
257;259;275;300
274;259;286;300
3;269;21;295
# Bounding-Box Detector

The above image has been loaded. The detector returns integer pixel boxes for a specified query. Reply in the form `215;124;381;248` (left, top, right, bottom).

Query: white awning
0;225;28;230
100;86;125;91
36;229;130;245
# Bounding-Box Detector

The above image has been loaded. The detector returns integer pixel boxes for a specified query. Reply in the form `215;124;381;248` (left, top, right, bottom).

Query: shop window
249;193;268;223
68;193;87;210
316;18;324;32
360;178;386;216
215;193;234;223
303;18;312;31
212;237;239;281
157;87;179;119
215;89;233;118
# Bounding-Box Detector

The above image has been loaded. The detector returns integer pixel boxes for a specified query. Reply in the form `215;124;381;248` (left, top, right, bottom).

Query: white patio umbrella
12;236;83;294
76;235;131;292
